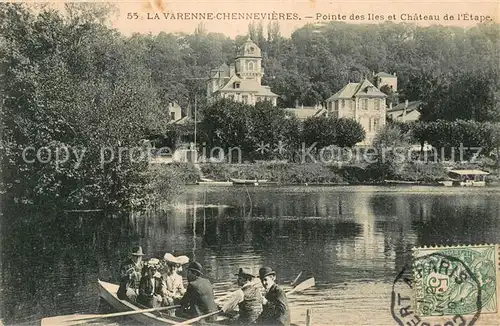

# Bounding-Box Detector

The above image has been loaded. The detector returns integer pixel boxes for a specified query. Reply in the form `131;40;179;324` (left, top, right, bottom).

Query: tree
335;118;366;148
369;124;413;180
302;116;365;149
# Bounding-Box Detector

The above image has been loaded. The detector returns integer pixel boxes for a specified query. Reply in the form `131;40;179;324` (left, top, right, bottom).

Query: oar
175;277;316;326
41;305;181;325
290;271;303;286
287;277;315;295
174;309;223;326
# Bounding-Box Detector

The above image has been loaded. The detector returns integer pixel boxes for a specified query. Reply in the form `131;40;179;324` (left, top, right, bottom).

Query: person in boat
117;246;144;302
161;253;187;309
255;267;291;326
137;258;165;308
220;267;263;325
179;261;218;323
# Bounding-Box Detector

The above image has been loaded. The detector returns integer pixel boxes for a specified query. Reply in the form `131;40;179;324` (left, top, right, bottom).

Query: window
375;100;380;110
242;95;248;104
248;61;254;71
341;99;345;107
361;99;368;110
228;94;235;101
373;118;380;130
368;118;372;131
170;112;176;120
234;82;240;89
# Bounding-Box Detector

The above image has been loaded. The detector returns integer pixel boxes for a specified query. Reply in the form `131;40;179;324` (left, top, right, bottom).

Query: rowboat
97;279;223;325
230;178;268;185
197;181;233;186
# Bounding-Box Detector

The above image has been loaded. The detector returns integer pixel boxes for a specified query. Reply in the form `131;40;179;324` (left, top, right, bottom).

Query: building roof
326;79;386;101
284;107;325;120
387;100;423;113
215;75;278;96
449;169;490;175
375;72;396;78
256;86;279;97
237;37;261;58
354;79;387;98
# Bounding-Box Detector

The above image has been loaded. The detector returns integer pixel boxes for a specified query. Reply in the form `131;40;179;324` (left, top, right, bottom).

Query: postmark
391;244;500;326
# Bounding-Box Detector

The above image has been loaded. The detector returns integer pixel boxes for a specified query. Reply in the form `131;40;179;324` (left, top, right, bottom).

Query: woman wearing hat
161;253;187;310
137;258;165;308
117;246;144;302
220;267;263;324
255;267;291;326
179;261;218;322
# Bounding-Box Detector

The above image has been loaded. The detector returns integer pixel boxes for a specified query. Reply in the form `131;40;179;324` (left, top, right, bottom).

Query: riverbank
151;161;500;187
199;162;475;185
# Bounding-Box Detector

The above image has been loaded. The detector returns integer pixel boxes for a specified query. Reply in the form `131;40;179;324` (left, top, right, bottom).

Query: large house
325;79;387;145
206;38;279;106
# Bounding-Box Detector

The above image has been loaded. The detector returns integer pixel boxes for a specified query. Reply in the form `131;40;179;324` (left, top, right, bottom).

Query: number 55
127;13;139;19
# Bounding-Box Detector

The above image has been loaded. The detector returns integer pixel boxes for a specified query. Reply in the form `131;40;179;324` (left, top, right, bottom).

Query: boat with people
41;248;315;326
98;279;225;325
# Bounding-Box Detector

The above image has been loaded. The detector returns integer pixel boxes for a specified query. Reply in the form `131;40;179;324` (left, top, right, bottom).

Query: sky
106;0;498;38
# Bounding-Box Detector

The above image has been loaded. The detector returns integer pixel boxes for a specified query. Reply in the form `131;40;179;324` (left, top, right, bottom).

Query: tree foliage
303;116;365;148
1;4;169;210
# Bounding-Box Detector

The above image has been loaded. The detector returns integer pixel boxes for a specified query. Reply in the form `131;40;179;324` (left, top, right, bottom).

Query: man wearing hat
179;261;218;323
220;267;263;324
256;267;290;326
161;253;186;310
117;246;144;302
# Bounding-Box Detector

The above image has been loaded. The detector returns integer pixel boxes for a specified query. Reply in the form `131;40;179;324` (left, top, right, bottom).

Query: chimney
403;99;409;117
389;102;393;110
393;72;397;76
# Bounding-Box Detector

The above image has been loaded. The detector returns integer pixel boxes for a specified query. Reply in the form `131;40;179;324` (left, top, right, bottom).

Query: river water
1;186;499;325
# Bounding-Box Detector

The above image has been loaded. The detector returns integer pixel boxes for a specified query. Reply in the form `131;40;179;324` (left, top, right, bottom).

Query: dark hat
259;267;276;279
187;261;203;275
131;246;144;256
235;267;255;278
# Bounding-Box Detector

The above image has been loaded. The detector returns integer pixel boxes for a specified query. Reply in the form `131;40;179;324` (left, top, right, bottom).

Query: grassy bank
199;162;457;184
148;161;499;188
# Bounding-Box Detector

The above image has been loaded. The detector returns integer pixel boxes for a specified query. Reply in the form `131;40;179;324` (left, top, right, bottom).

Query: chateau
206;38;279;106
325;77;388;146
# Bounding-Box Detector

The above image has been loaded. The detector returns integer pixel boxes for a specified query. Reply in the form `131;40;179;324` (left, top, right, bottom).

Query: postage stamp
412;244;500;321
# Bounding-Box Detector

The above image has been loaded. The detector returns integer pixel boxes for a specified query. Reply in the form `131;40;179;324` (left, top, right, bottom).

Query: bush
199;162;345;184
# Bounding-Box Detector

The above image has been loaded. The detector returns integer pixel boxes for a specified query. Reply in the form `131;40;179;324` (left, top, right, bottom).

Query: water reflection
1;186;499;325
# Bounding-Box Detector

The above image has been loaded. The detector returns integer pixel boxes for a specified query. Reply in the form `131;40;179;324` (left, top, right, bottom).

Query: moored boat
197;181;233;186
230;178;268;185
98;279;223;325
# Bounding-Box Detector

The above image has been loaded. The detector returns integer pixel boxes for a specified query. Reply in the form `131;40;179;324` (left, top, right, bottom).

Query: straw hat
147;258;160;267
177;255;190;265
164;253;180;265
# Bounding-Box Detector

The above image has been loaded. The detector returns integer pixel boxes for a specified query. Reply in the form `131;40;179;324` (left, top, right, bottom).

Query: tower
234;37;264;84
